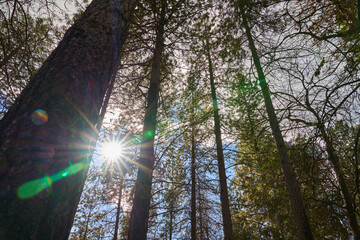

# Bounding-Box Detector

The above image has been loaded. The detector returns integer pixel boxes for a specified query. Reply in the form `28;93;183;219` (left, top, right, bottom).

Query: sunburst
99;131;139;177
101;141;124;161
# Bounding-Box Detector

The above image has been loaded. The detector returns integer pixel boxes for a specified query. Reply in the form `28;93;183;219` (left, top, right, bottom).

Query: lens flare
31;109;48;125
101;141;123;161
17;161;85;199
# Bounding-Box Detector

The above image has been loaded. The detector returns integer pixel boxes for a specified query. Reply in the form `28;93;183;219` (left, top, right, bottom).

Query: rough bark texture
0;0;137;239
206;39;234;240
127;3;166;239
241;8;314;240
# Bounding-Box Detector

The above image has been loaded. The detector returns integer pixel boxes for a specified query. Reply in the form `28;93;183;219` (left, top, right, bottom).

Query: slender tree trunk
191;127;197;240
240;8;313;240
169;194;174;240
319;126;360;240
205;39;234;240
128;3;166;239
168;175;174;240
355;127;360;198
302;83;360;239
82;206;92;240
198;188;205;240
0;0;137;239
358;0;360;26
188;76;197;240
113;177;124;240
97;71;117;131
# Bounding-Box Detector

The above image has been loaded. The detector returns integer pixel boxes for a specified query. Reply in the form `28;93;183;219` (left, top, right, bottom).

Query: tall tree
0;0;137;238
189;76;197;240
283;2;360;238
128;0;166;238
308;102;360;240
238;3;314;239
205;38;234;239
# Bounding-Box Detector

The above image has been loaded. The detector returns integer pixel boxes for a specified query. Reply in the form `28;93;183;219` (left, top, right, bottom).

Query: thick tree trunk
113;177;124;240
241;8;313;240
0;0;137;239
127;3;166;239
205;39;234;240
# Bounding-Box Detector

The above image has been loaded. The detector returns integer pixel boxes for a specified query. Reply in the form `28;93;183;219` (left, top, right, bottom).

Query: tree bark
205;39;234;240
127;2;166;239
0;0;137;239
240;7;313;240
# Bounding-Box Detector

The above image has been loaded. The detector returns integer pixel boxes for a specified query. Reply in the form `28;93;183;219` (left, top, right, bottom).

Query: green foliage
69;166;111;240
0;13;56;114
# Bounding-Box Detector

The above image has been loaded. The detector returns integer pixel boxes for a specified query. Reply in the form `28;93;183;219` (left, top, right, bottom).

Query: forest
0;0;360;239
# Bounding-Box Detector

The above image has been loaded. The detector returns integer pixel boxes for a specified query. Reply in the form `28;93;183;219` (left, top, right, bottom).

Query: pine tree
128;0;166;238
205;38;234;239
238;3;313;239
0;0;137;238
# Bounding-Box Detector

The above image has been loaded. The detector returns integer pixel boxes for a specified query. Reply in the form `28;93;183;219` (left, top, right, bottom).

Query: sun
100;141;123;161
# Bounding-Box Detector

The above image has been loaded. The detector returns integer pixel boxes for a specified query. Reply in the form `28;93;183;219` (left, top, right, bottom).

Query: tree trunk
127;3;166;239
188;76;197;240
240;8;313;240
191;127;197;240
97;71;117;131
358;0;360;26
113;177;124;240
169;192;174;240
0;0;137;239
319;125;360;240
205;39;234;240
82;206;92;240
198;188;205;240
301;80;360;239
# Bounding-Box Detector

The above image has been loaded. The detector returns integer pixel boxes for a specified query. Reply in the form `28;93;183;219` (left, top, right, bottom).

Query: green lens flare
17;162;85;199
145;130;154;138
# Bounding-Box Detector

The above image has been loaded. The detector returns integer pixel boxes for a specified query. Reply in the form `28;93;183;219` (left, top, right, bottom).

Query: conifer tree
238;2;313;239
0;0;137;238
